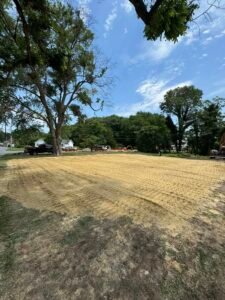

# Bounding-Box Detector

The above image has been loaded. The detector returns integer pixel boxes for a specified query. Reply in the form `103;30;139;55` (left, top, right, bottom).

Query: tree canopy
128;0;224;41
71;118;116;150
129;0;198;41
188;100;224;155
0;0;107;154
160;85;203;151
64;112;171;153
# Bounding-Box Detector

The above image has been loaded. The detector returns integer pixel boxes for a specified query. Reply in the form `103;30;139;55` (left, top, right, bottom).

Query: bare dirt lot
2;154;225;233
1;154;225;299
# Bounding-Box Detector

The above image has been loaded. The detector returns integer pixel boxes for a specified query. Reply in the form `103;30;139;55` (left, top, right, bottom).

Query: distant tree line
3;85;225;155
66;85;224;155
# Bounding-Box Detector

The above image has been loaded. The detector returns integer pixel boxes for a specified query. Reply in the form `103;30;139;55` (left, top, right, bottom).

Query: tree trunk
178;138;182;152
48;121;60;156
51;130;60;156
49;122;63;156
55;124;62;155
4;121;7;141
177;131;183;152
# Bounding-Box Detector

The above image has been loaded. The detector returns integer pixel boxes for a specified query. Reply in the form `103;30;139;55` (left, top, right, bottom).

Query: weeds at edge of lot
0;150;210;163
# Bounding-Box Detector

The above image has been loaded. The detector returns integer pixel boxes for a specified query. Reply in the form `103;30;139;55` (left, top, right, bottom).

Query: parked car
25;144;54;155
210;147;225;159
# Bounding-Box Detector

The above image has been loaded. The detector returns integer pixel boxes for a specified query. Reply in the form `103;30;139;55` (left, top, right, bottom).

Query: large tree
198;100;223;155
0;0;107;155
160;85;203;152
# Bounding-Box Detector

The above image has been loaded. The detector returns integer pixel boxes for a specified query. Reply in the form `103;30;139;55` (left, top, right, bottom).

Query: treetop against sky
69;0;225;117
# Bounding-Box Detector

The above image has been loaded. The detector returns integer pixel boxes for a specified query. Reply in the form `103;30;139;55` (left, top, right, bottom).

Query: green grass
0;150;210;163
7;147;24;152
63;150;209;160
161;152;208;160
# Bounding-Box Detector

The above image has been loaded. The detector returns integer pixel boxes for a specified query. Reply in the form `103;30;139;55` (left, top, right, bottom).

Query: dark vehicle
210;146;225;160
25;144;54;155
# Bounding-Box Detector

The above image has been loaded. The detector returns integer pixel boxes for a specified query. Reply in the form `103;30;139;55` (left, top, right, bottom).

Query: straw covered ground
1;154;225;233
1;154;225;299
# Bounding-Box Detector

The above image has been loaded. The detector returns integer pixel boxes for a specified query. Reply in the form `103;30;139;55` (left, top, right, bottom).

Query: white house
35;139;45;147
61;139;74;149
3;136;14;147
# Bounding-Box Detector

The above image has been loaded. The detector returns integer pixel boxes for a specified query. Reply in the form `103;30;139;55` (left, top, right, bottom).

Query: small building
61;139;74;149
35;139;45;147
3;136;14;147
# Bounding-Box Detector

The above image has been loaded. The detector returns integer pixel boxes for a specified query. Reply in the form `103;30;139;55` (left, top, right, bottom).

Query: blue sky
71;0;225;118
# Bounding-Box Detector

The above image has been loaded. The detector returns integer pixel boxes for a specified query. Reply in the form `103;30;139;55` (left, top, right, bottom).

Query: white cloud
77;0;92;23
120;79;192;116
202;36;213;45
203;30;210;34
149;40;178;61
185;31;197;45
124;27;128;34
104;7;117;35
121;0;133;13
130;39;179;64
201;53;208;58
215;30;225;38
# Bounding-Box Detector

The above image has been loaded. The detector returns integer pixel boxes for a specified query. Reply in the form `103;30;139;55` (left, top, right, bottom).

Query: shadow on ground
1;196;225;300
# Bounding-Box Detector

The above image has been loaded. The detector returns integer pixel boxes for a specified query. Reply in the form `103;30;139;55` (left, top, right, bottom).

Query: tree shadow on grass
1;196;225;299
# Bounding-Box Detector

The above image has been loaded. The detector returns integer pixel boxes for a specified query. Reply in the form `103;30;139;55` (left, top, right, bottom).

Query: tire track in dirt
49;156;223;221
2;154;225;231
39;158;177;222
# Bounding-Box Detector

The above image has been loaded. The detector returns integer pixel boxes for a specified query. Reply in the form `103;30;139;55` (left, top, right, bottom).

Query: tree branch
12;95;48;124
128;0;164;25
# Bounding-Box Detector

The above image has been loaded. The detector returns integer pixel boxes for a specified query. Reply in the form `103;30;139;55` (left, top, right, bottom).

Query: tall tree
198;100;223;155
160;85;202;152
0;0;107;155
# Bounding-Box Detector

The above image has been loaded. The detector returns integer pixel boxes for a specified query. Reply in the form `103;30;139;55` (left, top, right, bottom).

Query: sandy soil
1;154;225;299
1;154;225;234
